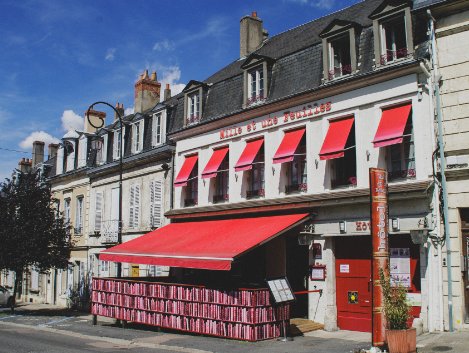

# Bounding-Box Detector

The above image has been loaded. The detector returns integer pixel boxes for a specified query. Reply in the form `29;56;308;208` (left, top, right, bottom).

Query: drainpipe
427;9;453;332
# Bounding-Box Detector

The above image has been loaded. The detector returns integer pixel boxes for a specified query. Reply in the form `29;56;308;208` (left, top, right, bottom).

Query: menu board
266;277;295;304
390;247;411;288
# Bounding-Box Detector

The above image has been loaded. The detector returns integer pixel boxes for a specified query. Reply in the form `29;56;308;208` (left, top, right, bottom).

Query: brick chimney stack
164;83;171;101
240;11;266;57
48;143;59;160
114;102;124;122
85;109;106;133
32;141;45;167
134;69;161;113
18;158;32;173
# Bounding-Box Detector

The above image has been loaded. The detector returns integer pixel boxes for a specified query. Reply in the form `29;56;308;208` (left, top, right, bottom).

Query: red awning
100;213;309;271
234;138;264;172
202;146;229;179
373;104;412;148
319;116;355;160
273;128;305;164
174;154;198;187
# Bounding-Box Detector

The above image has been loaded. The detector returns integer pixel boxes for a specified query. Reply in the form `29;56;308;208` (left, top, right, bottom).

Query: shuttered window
95;192;103;232
150;180;163;228
129;184;140;228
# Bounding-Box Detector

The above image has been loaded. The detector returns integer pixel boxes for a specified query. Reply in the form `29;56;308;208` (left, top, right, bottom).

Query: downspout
427;9;453;332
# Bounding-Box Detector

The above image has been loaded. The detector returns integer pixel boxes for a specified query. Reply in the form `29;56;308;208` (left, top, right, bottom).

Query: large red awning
319;116;355;160
100;213;309;271
273;128;305;164
373;104;412;148
174;154;198;187
234;138;264;172
202;147;229;179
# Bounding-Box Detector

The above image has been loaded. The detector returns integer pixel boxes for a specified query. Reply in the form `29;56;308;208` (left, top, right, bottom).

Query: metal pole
427;10;453;332
86;101;123;279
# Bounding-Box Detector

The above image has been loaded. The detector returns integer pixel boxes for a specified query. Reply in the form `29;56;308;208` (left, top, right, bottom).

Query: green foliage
379;268;411;330
0;171;72;277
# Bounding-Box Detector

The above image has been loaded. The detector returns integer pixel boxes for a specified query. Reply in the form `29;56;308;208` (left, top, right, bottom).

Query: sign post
369;168;389;348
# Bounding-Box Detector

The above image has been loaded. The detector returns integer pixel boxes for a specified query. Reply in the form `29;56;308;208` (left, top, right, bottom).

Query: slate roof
167;0;433;135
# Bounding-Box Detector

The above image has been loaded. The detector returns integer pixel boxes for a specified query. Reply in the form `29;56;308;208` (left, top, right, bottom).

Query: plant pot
385;328;416;353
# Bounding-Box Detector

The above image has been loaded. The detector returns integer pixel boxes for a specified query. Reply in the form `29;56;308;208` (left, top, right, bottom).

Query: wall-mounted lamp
339;220;346;233
391;217;400;231
235;174;238;182
272;166;275;175
315;159;319;169
366;150;370;162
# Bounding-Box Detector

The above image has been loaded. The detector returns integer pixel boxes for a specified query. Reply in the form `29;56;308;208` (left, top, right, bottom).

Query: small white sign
340;264;350;273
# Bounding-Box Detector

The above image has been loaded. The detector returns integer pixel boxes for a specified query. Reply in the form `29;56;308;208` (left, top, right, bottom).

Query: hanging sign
370;168;389;348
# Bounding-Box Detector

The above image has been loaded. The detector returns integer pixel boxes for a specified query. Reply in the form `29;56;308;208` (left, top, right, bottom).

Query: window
214;154;229;203
380;15;408;64
331;124;356;188
286;136;307;194
132;121;143;153
150;180;162;228
387;118;415;181
64;198;71;225
152;113;163;146
30;268;39;292
187;92;200;125
328;34;352;80
128;184;140;228
113;129;123;160
75;196;83;234
63;141;74;172
184;161;198;207
247;145;265;199
94;192;103;232
247;66;265;105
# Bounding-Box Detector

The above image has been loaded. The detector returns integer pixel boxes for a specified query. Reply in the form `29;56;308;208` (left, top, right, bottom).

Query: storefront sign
369;168;389;348
219;101;332;140
340;264;350;273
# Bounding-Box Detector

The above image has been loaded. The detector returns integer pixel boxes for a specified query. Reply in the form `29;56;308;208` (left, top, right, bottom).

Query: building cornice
166;179;432;220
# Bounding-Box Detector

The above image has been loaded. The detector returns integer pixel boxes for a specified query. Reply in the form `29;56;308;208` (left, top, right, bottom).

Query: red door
335;237;372;332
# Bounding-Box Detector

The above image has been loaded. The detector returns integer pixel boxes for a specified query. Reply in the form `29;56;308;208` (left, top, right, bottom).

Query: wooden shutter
95;192;103;231
150;180;162;228
138;122;144;151
129;185;135;228
102;135;108;164
134;184;140;227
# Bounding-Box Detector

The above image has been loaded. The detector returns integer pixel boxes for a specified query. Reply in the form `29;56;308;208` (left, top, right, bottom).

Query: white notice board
266;277;295;304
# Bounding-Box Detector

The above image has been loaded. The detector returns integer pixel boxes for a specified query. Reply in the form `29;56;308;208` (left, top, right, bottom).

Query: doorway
286;235;309;318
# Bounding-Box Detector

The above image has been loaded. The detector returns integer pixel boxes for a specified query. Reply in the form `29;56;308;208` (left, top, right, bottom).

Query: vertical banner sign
369;168;389;347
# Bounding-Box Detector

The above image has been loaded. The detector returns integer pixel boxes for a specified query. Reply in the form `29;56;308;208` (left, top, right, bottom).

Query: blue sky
0;0;361;181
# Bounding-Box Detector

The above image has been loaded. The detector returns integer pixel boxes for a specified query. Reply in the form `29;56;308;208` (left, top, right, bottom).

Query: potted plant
379;269;416;353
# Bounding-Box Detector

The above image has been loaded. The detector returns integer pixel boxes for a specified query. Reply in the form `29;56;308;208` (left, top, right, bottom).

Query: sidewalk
2;303;469;353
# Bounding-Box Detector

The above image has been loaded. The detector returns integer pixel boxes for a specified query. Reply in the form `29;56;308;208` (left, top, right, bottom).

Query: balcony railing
285;183;307;194
388;168;416;181
186;114;200;126
331;176;357;189
380;47;409;65
247;93;265;106
246;188;265;199
328;64;352;80
101;220;119;244
184;198;198;207
213;193;229;204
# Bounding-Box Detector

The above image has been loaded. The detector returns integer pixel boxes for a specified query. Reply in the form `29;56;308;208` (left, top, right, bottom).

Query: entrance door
286;236;309;318
335;237;372;332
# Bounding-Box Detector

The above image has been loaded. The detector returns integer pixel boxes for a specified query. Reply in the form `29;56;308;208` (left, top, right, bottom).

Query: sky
0;0;362;181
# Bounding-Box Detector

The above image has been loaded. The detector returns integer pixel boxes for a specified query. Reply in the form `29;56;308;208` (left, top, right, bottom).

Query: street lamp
86;101;123;278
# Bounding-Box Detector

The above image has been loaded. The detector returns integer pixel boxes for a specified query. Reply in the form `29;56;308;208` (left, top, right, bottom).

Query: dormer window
113;129;123;160
320;20;358;82
183;81;206;127
241;54;273;108
132;120;144;154
152;113;163;146
247;66;264;105
328;34;352;80
369;1;413;67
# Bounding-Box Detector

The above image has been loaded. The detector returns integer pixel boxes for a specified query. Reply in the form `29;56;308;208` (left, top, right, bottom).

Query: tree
0;170;72;311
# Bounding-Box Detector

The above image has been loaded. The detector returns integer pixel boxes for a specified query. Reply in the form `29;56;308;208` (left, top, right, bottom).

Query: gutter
428;9;453;332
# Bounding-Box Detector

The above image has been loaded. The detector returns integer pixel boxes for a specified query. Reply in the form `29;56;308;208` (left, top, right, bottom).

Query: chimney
85;109;106;133
48;143;59;160
164;83;171;101
240;11;265;57
134;69;161;113
114;102;125;122
18;158;32;173
32;141;45;167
